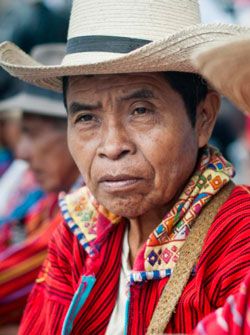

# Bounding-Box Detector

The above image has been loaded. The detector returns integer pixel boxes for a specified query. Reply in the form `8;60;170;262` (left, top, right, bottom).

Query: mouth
98;174;144;192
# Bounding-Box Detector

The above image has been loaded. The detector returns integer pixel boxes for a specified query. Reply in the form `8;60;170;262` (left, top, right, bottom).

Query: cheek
139;126;198;199
67;129;95;183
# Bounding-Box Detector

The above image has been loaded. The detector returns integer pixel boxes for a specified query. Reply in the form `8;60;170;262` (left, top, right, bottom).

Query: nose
15;136;33;162
97;122;136;160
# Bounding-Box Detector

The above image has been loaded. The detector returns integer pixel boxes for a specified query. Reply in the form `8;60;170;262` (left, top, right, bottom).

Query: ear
195;90;221;148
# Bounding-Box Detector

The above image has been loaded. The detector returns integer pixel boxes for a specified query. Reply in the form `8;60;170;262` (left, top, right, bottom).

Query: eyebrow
68;101;101;116
68;88;155;115
121;89;155;101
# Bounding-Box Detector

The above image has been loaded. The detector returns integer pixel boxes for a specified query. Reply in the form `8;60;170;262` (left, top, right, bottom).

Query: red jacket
192;272;250;335
19;185;250;334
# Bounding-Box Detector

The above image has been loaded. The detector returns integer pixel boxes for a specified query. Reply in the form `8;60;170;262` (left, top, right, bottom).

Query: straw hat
0;0;249;93
192;34;250;115
0;90;65;118
0;43;66;117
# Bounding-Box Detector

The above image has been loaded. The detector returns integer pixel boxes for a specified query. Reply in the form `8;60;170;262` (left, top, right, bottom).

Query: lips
98;174;144;192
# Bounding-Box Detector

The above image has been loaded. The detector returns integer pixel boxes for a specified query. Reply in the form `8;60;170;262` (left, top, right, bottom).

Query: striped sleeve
0;243;47;326
192;273;250;335
201;186;250;308
18;220;77;335
0;212;61;326
170;186;250;333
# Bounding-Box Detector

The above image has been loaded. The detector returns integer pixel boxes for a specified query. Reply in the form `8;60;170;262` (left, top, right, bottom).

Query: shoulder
36;213;87;293
219;184;250;212
58;186;99;250
45;186;96;269
198;184;250;281
197;184;250;272
195;185;250;303
210;184;250;234
58;186;121;255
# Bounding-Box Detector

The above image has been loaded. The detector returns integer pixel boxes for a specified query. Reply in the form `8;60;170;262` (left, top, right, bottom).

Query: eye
133;107;148;115
75;113;96;123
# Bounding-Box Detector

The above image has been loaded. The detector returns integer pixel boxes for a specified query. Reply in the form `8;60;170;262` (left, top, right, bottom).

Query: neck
127;185;186;267
128;207;167;267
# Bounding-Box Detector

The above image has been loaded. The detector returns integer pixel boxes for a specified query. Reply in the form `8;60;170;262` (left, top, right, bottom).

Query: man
0;1;249;334
0;44;80;328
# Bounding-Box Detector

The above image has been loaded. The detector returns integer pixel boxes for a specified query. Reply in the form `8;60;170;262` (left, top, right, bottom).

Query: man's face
67;73;214;218
16;114;78;193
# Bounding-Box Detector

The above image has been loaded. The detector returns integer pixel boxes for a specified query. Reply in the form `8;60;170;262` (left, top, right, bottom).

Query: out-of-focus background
0;0;71;99
0;1;249;334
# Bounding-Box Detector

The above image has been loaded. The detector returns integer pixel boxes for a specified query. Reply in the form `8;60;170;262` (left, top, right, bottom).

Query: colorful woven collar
59;146;234;278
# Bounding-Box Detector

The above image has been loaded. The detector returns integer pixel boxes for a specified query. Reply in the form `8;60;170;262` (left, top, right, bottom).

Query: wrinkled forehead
66;72;169;99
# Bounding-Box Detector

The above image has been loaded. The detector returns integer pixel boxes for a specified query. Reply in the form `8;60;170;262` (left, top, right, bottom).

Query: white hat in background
0;43;66;117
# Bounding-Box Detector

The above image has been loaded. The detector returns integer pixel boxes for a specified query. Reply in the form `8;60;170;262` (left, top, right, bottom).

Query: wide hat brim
0;24;248;93
192;34;250;115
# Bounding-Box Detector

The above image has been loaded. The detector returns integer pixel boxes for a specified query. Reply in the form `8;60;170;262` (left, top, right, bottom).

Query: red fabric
19;185;250;334
0;195;60;326
246;117;250;150
192;272;250;335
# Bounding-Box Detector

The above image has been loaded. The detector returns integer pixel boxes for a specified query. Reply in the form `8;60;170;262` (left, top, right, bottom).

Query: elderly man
0;1;249;334
0;44;80;328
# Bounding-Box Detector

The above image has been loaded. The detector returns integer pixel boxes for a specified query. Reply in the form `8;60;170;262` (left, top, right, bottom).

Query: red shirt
19;185;250;334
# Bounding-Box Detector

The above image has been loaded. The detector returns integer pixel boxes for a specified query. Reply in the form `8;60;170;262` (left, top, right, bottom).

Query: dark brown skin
0;118;21;153
66;73;220;265
16;114;79;193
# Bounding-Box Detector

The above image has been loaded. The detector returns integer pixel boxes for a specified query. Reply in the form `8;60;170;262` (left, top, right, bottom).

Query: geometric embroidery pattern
60;146;234;279
144;146;234;271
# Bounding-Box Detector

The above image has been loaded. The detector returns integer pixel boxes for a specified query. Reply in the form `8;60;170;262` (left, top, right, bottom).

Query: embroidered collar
59;187;122;256
59;146;234;281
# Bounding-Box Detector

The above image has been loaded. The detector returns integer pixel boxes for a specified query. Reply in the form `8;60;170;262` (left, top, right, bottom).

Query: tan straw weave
192;34;250;115
147;181;235;335
0;0;249;92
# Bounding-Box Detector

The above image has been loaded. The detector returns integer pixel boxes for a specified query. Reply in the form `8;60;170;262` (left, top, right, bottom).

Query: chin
99;196;149;219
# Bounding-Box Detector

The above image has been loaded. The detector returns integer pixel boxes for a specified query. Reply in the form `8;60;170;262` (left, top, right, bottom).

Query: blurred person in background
0;43;68;249
0;44;80;331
